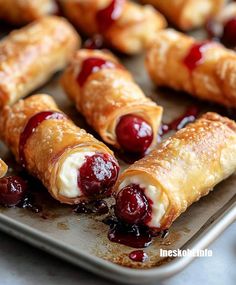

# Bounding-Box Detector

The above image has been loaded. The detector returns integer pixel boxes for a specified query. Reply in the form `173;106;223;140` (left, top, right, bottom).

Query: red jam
116;115;153;155
78;153;119;197
129;250;148;262
183;42;211;71
222;18;236;47
103;215;169;248
160;106;199;136
19;111;66;167
0;176;27;207
115;184;151;225
77;57;118;87
96;0;125;33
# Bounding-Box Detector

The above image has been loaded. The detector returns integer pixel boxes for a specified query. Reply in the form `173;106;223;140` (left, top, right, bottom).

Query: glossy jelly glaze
160;106;199;136
19;111;66;167
183;42;211;71
96;0;125;33
77;57;118;87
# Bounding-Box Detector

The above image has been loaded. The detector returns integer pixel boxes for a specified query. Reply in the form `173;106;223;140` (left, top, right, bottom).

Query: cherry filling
222;18;236;47
77;57;118;87
96;0;125;33
115;184;151;225
0;176;27;207
78;153;119;197
19;111;66;167
183;42;210;71
115;114;153;155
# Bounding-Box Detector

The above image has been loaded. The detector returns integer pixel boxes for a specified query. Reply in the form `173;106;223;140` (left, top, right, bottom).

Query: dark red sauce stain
19;111;66;168
159;106;199;137
96;0;124;33
103;214;169;248
129;250;148;262
183;42;211;71
74;199;109;215
77;57;118;87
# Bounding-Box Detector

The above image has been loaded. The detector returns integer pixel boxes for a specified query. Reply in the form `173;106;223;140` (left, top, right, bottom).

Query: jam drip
19;111;66;167
103;214;169;248
183;42;211;71
96;0;125;33
160;106;199;137
78;153;119;197
77;57;118;87
129;250;148;262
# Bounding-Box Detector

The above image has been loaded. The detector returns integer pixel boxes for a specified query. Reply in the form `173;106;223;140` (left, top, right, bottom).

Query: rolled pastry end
55;149;120;203
115;174;169;229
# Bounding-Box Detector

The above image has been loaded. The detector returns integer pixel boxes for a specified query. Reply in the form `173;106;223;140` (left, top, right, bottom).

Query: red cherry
0;176;27;206
96;0;124;33
183;42;210;71
115;184;151;225
222;18;236;47
77;57;117;87
115;115;153;154
78;153;119;197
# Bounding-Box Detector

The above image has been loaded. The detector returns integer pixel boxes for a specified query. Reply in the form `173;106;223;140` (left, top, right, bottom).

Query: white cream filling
57;152;95;198
118;175;168;228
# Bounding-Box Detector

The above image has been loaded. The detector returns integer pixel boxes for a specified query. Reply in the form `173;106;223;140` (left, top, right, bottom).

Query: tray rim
0;194;235;284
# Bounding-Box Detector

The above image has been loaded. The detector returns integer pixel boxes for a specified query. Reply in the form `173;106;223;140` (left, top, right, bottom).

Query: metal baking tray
0;24;235;284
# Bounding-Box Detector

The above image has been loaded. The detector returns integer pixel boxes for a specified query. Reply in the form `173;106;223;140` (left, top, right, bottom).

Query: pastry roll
115;112;236;230
0;16;80;109
141;0;225;31
0;94;119;204
146;29;236;108
0;159;7;178
59;0;166;54
61;49;163;156
0;0;58;25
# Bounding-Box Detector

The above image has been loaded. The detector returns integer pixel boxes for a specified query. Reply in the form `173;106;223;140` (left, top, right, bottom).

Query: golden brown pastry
0;159;7;178
141;0;225;30
0;16;80;109
0;0;58;25
0;94;119;204
61;49;163;157
146;29;236;108
114;112;236;230
59;0;166;54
